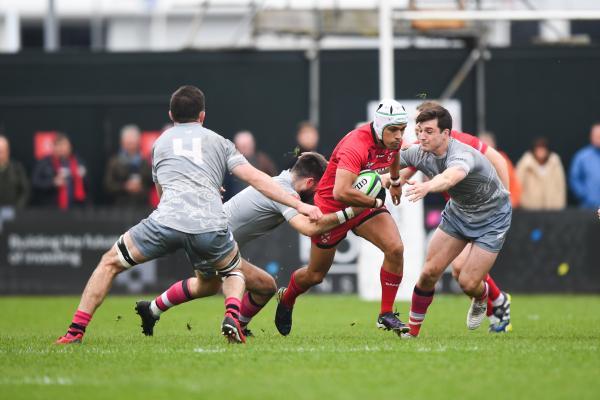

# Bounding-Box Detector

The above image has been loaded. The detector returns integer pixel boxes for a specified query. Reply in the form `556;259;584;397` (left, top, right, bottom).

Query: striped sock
225;297;242;320
409;286;435;337
239;292;265;327
67;309;92;338
150;279;194;317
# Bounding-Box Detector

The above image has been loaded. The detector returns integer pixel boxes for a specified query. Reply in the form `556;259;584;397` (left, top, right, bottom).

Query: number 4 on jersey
173;138;203;164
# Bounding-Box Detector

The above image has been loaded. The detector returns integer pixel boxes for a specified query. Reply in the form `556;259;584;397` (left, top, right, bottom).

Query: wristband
344;207;355;220
336;207;356;224
390;176;402;187
373;198;383;208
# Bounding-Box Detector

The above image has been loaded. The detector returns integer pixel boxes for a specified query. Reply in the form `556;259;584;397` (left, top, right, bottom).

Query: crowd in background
1;120;599;212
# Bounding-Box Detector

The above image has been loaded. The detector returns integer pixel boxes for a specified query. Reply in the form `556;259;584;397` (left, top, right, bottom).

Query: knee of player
266;277;277;296
385;242;404;263
458;274;480;294
100;249;126;276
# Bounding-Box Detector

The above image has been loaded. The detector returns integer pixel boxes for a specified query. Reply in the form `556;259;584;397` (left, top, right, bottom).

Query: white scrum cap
372;99;408;140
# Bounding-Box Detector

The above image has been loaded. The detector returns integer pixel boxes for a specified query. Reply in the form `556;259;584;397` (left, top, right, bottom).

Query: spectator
104;124;153;208
224;130;278;199
0;135;30;208
569;123;600;209
32;133;88;209
478;131;521;207
286;121;320;168
234;130;278;176
516;137;566;210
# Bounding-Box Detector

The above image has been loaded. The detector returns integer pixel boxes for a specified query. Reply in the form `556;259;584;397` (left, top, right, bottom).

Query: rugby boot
489;292;512;333
467;297;488;330
274;287;294;336
222;313;246;344
135;300;159;336
376;312;410;335
55;327;84;344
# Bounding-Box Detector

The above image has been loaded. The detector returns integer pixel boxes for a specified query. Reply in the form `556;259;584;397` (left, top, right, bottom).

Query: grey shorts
128;218;236;277
438;202;512;253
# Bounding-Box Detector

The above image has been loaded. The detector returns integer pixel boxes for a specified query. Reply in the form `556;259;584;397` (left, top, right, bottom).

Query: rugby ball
353;170;382;198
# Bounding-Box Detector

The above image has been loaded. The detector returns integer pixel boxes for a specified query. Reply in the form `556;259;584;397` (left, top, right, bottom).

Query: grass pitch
1;295;599;400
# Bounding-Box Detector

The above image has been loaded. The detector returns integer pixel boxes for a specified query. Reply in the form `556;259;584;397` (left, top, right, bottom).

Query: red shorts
311;197;389;248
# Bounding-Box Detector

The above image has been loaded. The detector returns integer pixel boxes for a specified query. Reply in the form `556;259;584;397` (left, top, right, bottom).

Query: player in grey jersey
56;85;322;345
135;152;365;337
396;105;512;337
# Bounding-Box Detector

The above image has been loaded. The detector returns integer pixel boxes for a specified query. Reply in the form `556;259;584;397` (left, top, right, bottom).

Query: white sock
150;300;163;317
491;293;505;307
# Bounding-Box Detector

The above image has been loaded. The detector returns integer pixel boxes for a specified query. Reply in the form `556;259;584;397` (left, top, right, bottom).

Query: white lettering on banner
5;233;119;268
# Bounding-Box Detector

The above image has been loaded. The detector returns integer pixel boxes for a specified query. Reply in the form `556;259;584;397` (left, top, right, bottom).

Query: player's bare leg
56;232;147;344
136;257;275;338
238;259;277;335
454;244;500;330
213;245;248;343
275;244;336;335
353;212;409;335
135;272;222;336
452;243;511;332
407;228;467;337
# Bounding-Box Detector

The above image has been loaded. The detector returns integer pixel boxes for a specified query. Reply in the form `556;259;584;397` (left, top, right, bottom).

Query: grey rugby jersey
149;122;247;234
224;170;299;248
400;138;510;222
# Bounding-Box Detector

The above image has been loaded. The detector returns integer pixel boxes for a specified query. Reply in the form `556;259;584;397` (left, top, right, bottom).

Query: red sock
487;298;493;316
67;309;92;338
380;268;402;314
486;274;501;301
225;297;242;319
239;292;265;327
409;286;435;337
281;271;307;308
153;279;194;314
475;281;489;302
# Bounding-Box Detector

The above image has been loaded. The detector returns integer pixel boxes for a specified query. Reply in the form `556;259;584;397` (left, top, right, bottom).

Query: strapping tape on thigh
221;270;245;283
217;251;241;278
116;235;138;269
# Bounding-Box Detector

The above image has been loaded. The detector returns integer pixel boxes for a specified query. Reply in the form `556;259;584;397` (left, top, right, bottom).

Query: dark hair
416;100;441;112
532;137;549;150
291;152;328;181
54;132;70;144
415;105;452;132
170;85;205;123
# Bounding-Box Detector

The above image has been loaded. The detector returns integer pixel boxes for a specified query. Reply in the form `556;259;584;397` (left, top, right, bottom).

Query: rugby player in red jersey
386;101;512;333
275;99;409;336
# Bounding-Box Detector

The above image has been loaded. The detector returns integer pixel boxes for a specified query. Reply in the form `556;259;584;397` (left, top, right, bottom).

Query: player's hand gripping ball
353;170;383;199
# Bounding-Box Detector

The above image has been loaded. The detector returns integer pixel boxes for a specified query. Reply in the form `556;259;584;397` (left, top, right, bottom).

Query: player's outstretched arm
288;206;365;237
333;169;383;208
484;147;509;190
405;167;467;202
232;163;322;221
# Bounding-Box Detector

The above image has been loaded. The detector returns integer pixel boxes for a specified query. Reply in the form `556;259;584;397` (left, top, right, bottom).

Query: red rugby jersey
315;123;399;211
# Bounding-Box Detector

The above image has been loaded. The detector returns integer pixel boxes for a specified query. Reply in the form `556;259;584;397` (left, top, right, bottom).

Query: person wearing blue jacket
570;123;600;209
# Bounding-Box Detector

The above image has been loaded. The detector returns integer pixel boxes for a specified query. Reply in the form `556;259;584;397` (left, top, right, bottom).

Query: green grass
1;295;599;400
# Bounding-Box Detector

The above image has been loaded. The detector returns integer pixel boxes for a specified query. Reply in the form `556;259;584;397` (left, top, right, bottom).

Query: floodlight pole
379;0;394;100
44;0;59;52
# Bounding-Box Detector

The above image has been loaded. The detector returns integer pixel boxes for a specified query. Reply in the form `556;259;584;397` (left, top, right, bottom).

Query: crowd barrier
0;208;598;295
